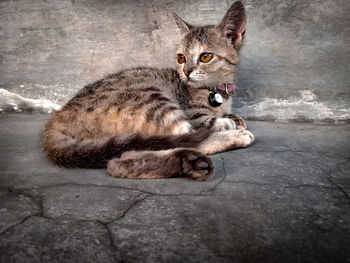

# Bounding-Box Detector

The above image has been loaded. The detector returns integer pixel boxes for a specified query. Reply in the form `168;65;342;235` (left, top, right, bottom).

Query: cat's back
72;67;179;101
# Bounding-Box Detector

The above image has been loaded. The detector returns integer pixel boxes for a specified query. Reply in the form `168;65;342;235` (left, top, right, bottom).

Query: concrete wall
1;0;349;123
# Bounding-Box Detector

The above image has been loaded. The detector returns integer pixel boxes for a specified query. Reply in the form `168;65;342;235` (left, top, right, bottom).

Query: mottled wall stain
0;0;349;122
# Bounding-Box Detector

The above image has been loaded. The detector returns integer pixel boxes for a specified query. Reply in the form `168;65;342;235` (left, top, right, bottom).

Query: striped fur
42;1;253;180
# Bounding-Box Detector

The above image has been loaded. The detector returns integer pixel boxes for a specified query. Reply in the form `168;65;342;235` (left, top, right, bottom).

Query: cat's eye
176;54;186;64
200;53;213;63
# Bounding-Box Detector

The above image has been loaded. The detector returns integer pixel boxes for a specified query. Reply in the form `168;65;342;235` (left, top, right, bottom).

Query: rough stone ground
0;114;349;263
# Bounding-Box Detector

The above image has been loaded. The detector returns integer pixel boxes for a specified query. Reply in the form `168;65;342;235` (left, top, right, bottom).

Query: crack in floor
206;153;228;194
285;145;350;200
112;192;149;222
0;182;214;197
0;213;39;236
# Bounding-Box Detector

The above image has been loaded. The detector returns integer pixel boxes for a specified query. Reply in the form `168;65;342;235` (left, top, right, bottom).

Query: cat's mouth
188;72;208;81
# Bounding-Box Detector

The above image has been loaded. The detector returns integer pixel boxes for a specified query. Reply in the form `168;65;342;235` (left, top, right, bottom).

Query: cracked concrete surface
0;114;350;262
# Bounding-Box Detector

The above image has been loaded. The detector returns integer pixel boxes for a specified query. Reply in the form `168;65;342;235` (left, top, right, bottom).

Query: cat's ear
218;1;246;49
173;12;193;36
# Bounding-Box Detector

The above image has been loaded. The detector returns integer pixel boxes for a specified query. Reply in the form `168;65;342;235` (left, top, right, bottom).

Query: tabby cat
42;1;254;180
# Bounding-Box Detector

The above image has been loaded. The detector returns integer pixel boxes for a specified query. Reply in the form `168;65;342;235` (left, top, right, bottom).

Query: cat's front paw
224;114;246;130
213;117;236;131
238;129;255;147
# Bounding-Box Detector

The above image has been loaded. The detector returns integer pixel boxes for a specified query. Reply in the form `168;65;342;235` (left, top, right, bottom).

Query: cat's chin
184;77;208;86
186;79;223;89
184;75;234;89
185;80;205;88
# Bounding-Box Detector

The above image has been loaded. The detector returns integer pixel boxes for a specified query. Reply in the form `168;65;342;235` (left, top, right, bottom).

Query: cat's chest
186;88;232;116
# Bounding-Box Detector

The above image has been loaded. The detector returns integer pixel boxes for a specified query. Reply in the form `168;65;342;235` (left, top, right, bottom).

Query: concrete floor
0;114;349;263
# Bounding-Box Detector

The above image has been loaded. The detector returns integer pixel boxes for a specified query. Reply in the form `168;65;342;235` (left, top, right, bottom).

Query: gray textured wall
1;0;349;123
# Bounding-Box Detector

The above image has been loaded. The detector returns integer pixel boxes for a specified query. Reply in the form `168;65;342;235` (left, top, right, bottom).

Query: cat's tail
42;128;213;168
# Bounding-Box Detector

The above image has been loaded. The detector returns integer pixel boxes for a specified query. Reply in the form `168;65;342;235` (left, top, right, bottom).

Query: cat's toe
238;130;255;146
178;149;214;180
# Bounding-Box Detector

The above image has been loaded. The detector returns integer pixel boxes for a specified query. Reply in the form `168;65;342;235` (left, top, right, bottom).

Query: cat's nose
183;68;193;77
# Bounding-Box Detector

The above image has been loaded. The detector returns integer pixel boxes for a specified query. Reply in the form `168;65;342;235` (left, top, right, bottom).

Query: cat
42;1;254;180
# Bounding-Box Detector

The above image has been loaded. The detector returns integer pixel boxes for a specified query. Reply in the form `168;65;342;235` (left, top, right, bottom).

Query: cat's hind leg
107;148;213;180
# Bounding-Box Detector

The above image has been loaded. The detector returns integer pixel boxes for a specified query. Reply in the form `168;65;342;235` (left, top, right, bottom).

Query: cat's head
173;1;246;88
